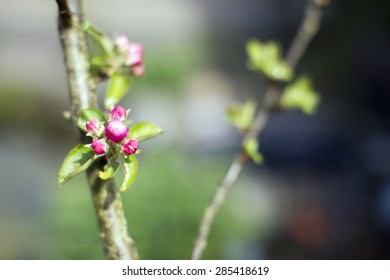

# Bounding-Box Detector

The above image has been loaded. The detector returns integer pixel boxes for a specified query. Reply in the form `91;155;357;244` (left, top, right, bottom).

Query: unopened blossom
132;64;145;77
91;138;109;155
86;119;104;137
114;35;130;52
122;139;139;155
125;43;144;67
110;105;127;121
105;119;129;143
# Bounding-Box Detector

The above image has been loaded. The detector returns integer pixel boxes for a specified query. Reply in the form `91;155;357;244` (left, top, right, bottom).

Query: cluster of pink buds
114;35;145;77
86;105;139;156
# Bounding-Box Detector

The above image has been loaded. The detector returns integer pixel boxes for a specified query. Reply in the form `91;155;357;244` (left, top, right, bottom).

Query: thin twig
285;0;327;69
55;0;138;260
190;0;330;260
190;153;247;260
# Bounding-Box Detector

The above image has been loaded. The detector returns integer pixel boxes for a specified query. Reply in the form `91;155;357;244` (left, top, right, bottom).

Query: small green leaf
89;56;114;79
270;63;293;81
58;145;95;188
77;108;106;132
246;39;293;81
83;22;114;57
105;73;132;110
90;56;111;68
99;162;120;180
120;155;138;192
243;138;263;164
226;100;256;130
129;122;163;142
280;76;320;114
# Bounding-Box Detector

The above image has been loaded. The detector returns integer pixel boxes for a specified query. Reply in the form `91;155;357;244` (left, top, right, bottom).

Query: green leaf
99;162;120;180
246;39;293;81
90;56;110;77
77;108;106;132
226;100;256;130
243;138;263;164
83;22;114;57
129;122;164;142
58;145;95;188
90;56;111;68
280;76;320;114
105;73;132;109
120;155;138;192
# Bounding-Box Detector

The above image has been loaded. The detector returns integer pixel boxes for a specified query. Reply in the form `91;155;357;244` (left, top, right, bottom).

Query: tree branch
55;0;138;260
190;0;330;260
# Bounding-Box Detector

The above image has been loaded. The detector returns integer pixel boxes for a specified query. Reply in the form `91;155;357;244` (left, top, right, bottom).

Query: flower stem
190;0;330;260
55;0;138;259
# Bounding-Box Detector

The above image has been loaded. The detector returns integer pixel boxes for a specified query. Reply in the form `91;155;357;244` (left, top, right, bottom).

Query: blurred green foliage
105;74;132;109
246;40;293;82
226;100;256;131
243;138;263;165
280;76;320;114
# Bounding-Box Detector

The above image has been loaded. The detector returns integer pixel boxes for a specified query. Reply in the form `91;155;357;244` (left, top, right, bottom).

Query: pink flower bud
105;119;129;143
86;119;104;137
122;139;139;155
91;138;109;155
110;105;127;121
125;43;144;67
132;64;145;77
114;35;130;52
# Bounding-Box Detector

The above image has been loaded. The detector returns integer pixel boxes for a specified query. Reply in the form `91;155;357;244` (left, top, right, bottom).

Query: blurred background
0;0;390;259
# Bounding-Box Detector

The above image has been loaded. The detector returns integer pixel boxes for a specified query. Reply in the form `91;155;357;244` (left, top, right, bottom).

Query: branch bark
190;0;330;260
55;0;138;260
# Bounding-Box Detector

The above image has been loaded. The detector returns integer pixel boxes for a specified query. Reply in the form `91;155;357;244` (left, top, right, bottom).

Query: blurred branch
190;0;330;260
285;0;329;69
55;0;138;260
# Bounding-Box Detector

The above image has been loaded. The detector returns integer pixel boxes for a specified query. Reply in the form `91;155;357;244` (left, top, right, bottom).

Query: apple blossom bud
110;105;127;121
132;64;145;77
115;35;130;52
91;138;109;155
86;119;104;137
126;43;144;67
105;119;129;143
122;139;139;155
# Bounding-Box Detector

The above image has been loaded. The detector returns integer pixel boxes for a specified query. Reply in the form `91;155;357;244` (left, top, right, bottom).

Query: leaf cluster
224;39;321;165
